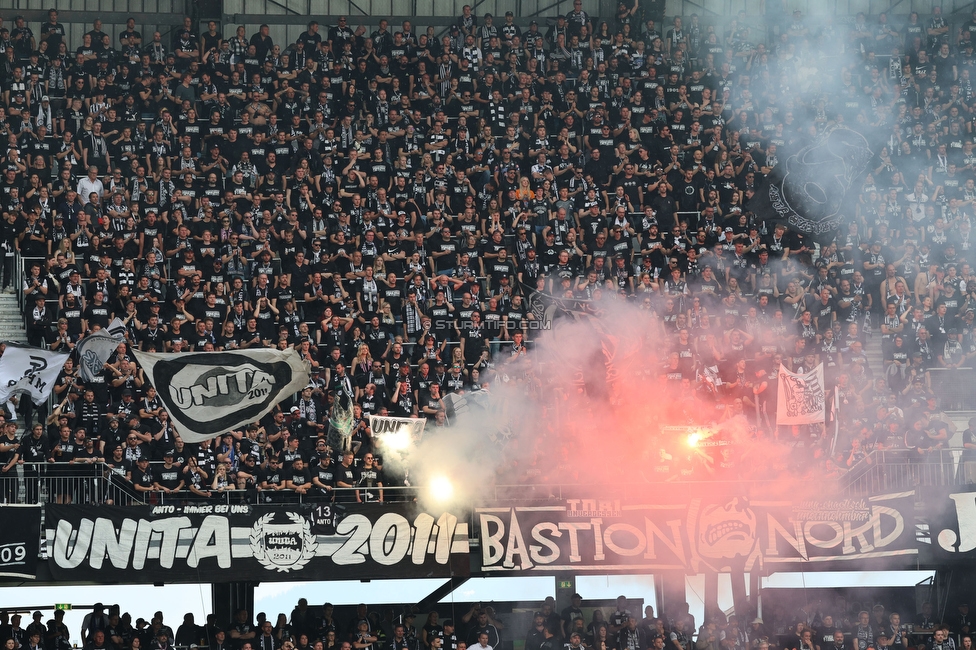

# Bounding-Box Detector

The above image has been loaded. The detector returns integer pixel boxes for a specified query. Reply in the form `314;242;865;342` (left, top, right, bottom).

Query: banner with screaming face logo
476;492;916;574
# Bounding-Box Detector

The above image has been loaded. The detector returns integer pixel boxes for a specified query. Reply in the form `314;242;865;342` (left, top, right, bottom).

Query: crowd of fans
0;594;970;650
0;2;976;500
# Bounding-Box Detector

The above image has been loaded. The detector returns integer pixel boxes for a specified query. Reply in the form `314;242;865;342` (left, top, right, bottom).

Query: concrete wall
6;0;973;52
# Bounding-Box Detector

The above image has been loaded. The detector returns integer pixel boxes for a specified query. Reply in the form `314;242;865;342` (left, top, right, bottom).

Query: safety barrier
841;449;968;496
0;463;134;505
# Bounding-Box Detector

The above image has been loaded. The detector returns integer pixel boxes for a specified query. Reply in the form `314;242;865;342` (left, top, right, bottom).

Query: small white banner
776;363;826;425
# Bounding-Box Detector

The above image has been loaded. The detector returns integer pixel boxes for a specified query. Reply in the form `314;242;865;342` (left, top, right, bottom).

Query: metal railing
0;461;846;506
841;449;967;496
13;455;976;505
0;462;136;506
0;462;429;505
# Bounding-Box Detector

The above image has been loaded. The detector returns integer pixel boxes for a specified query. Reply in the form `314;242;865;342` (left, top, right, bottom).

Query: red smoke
456;298;832;505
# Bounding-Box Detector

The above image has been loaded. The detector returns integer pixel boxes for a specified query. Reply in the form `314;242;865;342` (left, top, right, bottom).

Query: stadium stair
0;293;28;344
864;331;884;374
864;331;970;443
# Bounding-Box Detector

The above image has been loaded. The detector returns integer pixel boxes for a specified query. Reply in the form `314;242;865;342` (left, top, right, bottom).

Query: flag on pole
77;330;124;382
0;344;69;405
107;317;127;337
776;363;826;425
133;348;310;443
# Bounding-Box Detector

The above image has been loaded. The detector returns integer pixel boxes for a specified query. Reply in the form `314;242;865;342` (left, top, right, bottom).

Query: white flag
106;317;127;337
77;330;124;382
133;348;311;443
776;363;826;425
0;344;69;405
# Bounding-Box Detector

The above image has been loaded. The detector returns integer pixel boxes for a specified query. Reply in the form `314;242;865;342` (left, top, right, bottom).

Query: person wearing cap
33;96;55;134
749;619;768;644
151;626;175;650
26;289;51;347
129;455;156;493
81;604;109;645
474;13;497;49
559;594;584;638
546;15;570;49
153;440;185;493
940;328;965;371
499;11;520;46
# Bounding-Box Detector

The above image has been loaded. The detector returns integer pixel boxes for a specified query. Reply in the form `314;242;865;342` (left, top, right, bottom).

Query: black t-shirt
84;303;112;330
132;465;154;488
41;22;66;51
290;467;313;487
391;390;415;417
461;324;486;360
19;433;48;463
335;462;357;501
962;429;976;461
154;463;183;489
260;465;286;487
356;466;383;500
314;458;336;487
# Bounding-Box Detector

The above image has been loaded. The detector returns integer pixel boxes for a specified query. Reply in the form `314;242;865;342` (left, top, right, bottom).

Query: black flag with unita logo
133;349;310;443
753;126;873;243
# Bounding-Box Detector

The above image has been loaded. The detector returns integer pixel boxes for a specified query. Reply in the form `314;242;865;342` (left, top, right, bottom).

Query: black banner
917;486;976;562
46;503;469;582
0;505;41;579
752;126;872;243
476;493;916;574
132;348;310;443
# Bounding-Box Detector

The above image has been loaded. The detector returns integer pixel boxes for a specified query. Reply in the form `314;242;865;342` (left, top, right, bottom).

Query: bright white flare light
686;432;701;448
428;475;454;503
383;428;411;452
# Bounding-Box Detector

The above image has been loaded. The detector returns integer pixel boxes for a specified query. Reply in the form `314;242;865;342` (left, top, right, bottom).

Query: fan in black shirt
287;458;313;495
311;443;336;498
356;454;384;503
257;456;286;496
130;456;155;494
335;451;358;503
153;452;184;493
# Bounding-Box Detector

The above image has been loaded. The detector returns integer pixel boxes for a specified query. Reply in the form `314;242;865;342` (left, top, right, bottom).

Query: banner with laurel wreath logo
45;504;469;582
